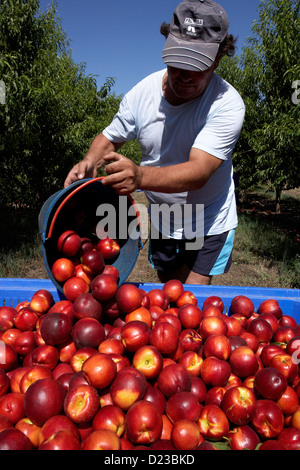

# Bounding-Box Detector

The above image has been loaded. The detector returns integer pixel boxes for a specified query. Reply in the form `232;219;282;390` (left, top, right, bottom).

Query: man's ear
213;57;221;70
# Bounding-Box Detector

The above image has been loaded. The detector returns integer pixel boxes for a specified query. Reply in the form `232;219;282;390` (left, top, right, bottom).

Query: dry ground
127;189;299;288
24;188;299;289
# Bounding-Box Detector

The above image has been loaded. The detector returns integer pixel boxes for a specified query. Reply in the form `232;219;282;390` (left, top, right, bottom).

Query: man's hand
64;133;125;188
101;153;142;195
64;160;98;188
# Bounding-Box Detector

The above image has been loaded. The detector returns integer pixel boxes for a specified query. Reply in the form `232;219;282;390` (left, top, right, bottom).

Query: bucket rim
47;177;141;240
40;177;143;292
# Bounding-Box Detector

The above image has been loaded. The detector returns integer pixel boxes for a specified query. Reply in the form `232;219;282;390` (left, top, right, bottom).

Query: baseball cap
162;0;229;72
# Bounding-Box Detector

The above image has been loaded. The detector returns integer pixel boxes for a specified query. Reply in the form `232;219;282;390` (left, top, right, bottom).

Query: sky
39;0;262;96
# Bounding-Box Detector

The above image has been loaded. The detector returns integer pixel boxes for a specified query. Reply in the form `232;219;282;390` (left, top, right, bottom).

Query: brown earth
27;188;299;289
126;188;300;288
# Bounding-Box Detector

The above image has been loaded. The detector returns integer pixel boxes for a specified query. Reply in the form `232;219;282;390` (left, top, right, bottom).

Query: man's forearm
101;148;223;195
138;150;223;193
84;133;124;170
138;162;207;193
64;133;125;187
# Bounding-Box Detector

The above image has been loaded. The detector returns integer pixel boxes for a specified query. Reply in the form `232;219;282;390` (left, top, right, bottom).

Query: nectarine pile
51;230;120;298
0;282;300;450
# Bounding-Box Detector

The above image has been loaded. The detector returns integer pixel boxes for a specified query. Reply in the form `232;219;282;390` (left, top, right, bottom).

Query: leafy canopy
218;0;300;209
0;0;140;208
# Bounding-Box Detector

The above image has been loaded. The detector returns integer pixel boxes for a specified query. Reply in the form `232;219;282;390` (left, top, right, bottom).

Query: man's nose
179;70;195;82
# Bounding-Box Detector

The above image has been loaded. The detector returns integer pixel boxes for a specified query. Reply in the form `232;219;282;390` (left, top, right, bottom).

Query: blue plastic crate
140;283;300;321
0;278;299;323
0;278;65;307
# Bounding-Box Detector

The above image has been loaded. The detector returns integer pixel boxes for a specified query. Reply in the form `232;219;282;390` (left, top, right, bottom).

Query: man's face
166;63;218;104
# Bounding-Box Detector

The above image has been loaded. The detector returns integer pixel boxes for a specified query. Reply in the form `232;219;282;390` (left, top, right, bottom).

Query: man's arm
64;133;125;188
101;147;223;194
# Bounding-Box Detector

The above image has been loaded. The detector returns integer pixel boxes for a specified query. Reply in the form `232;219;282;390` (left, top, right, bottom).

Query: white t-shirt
103;69;245;238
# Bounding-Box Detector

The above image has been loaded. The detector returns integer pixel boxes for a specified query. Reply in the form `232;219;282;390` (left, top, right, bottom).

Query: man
64;0;245;285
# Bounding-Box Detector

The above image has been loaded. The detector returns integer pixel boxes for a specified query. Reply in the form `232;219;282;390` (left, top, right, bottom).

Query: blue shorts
148;229;235;276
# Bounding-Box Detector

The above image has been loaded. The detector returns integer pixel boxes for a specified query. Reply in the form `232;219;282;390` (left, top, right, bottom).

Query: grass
234;213;300;288
0;188;299;288
0;204;47;279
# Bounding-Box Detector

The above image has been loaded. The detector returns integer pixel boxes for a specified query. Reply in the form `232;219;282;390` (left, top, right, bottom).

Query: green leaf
208;440;232;450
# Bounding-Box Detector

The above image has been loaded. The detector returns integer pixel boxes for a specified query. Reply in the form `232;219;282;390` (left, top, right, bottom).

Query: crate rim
0;277;299;301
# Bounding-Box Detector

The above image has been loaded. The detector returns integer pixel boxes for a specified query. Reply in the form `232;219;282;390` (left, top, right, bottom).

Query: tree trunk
275;187;281;214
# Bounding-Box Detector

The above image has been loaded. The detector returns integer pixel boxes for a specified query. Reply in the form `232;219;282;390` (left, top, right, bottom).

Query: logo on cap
184;18;204;26
185;17;203;37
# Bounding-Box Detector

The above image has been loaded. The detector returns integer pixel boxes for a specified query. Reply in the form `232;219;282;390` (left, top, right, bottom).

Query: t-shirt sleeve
192;96;245;161
102;96;137;143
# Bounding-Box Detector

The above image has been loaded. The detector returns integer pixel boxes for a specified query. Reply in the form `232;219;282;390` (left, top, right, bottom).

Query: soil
127;189;300;288
27;188;299;289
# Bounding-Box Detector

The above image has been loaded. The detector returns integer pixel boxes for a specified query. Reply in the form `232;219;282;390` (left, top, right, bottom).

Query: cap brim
162;34;219;72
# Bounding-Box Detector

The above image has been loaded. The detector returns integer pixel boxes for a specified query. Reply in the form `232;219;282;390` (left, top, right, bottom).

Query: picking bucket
38;178;142;293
